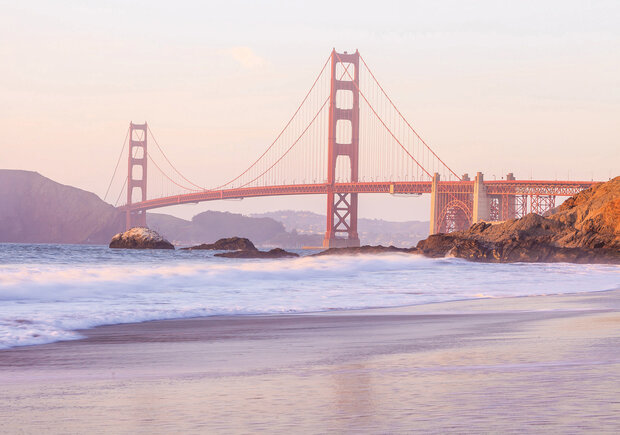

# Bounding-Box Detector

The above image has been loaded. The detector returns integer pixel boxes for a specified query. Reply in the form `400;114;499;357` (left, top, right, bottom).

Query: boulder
314;245;418;256
215;248;299;259
182;237;257;251
109;227;174;250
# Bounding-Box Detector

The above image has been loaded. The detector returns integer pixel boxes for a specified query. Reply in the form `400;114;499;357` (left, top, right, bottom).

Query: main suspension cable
147;126;207;191
335;52;432;179
103;126;130;202
359;54;461;180
233;96;330;190
211;53;332;190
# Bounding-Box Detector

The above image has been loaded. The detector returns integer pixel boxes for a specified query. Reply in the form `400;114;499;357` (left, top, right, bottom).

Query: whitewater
0;243;618;349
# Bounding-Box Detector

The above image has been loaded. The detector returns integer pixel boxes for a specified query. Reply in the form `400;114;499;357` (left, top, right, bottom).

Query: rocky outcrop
182;236;296;258
109;227;174;249
182;237;257;251
550;177;620;249
215;248;299;259
314;245;418;256
417;177;620;264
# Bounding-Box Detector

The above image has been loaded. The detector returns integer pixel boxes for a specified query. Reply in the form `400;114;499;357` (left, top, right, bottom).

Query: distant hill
0;170;428;247
251;210;429;246
147;211;291;247
0;170;124;244
0;170;309;247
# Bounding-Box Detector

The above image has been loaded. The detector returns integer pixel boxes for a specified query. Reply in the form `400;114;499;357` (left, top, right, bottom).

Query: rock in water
215;248;299;258
109;227;175;249
182;237;257;251
313;245;418;256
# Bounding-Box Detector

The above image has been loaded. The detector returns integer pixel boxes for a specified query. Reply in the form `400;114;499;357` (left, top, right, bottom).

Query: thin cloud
225;46;267;69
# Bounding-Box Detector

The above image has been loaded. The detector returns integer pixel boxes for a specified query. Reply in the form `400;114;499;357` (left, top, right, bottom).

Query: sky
1;0;619;221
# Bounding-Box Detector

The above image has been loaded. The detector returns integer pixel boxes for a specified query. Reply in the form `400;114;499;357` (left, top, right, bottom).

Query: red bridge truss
105;49;597;246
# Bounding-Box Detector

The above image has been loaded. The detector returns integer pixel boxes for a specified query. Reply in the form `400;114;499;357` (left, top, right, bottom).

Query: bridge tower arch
323;50;361;248
126;122;148;230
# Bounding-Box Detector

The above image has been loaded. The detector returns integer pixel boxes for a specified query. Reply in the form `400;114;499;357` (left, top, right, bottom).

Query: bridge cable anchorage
334;52;433;180
147;126;207;191
210;53;332;191
103;125;130;203
358;53;461;181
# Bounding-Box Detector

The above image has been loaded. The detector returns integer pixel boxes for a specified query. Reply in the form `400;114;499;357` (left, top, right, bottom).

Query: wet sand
1;290;619;433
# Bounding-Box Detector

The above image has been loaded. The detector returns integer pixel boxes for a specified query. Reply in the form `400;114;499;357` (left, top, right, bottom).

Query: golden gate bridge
105;49;595;248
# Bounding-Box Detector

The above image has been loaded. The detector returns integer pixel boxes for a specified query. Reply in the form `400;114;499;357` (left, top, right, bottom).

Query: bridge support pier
499;172;517;221
472;172;490;223
429;173;440;235
429;172;473;235
531;195;556;216
324;191;360;248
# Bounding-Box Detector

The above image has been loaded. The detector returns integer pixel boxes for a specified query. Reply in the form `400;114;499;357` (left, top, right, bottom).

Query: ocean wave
0;250;618;349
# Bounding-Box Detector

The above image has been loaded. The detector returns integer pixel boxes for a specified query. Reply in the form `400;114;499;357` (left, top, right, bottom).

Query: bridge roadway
121;180;595;212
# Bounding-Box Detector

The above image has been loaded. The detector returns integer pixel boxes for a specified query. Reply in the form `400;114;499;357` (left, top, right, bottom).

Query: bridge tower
323;50;361;248
125;122;148;230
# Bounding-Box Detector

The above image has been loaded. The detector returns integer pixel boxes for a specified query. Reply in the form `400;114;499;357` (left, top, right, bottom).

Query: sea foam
0;245;618;349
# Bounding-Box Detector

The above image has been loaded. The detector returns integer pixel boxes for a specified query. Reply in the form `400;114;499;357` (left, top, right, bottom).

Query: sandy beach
1;289;619;433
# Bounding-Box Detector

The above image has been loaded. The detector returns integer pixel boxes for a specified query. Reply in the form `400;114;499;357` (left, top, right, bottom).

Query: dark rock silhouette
314;245;418;256
417;177;620;264
109;227;174;250
215;248;299;259
182;237;257;251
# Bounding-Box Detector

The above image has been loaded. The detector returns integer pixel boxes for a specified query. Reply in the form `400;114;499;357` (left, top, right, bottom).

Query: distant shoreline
1;284;618;351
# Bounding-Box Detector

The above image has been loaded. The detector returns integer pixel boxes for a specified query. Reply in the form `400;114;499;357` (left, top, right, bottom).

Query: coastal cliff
417;177;620;264
0;170;124;244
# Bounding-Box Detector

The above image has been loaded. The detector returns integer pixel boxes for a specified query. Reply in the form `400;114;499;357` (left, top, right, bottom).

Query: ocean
1;243;618;350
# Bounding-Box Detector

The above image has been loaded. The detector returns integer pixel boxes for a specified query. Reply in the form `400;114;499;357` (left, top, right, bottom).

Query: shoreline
1;289;619;432
2;284;619;352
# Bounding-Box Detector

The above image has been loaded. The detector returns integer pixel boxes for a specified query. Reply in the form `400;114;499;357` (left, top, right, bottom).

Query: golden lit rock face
109;227;174;249
417;176;620;263
554;176;620;249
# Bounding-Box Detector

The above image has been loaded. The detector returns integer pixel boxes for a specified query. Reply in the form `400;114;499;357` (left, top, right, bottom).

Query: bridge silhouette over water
106;50;595;247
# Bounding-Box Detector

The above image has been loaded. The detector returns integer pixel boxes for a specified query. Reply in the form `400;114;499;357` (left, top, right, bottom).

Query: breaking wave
0;244;618;349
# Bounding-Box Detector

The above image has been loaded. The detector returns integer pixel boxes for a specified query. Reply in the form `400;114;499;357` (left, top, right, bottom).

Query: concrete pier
429;173;441;235
472;172;490;223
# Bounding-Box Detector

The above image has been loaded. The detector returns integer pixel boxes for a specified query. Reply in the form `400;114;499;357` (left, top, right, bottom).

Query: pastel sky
1;0;619;221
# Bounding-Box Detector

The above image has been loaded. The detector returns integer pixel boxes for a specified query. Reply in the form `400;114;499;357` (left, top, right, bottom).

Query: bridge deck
120;180;595;212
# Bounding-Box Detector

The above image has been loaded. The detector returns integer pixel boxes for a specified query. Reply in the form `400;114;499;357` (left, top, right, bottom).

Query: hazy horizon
2;0;618;221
